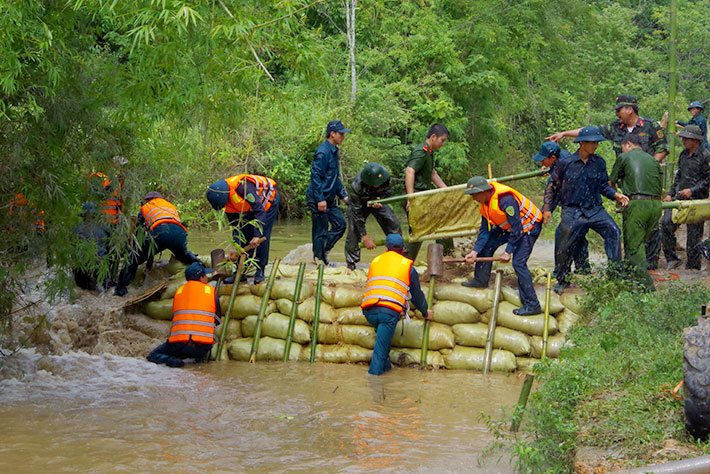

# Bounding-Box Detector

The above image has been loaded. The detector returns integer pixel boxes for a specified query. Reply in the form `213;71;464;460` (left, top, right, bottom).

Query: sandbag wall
142;265;585;372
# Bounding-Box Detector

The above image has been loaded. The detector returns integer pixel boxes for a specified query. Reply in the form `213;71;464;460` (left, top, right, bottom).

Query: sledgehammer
420;244;443;367
443;256;507;264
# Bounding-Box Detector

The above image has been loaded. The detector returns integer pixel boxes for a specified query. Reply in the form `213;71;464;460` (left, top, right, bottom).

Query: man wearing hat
661;125;710;270
344;162;402;270
609;134;663;289
147;262;221;368
677;101;707;145
206;174;279;283
115;192;200;296
535;141;590;274
546;126;629;293
547;94;667;270
404;123;453;260
462;176;543;315
306;120;350;265
361;234;431;375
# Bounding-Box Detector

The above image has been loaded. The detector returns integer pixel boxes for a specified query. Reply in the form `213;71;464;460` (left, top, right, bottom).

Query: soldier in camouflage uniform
547;94;668;269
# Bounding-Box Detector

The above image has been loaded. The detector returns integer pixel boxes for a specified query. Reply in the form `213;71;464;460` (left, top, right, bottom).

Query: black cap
326;120;351;136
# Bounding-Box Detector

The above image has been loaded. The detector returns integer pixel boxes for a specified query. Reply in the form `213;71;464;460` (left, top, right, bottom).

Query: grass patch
508;280;710;472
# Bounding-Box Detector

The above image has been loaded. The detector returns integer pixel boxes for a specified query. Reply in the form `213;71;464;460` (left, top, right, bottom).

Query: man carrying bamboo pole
609;134;663;289
404;124;452;259
661;125;709;270
462;176;543;316
361;234;431;375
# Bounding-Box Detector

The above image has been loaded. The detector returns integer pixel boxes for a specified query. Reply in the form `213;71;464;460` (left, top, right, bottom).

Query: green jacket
599;117;668;157
405;143;436;191
609;148;662;197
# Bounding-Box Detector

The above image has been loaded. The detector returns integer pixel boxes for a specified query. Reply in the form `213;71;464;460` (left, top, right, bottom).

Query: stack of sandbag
140;263;584;372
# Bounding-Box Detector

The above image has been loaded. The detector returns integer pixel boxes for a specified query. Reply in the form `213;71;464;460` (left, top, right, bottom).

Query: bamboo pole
541;272;552;360
249;258;281;363
213;254;246;361
366;228;479;248
510;374;535;432
309;263;325;363
419;277;435;367
665;0;679;190
487;163;493;179
483;270;503;375
283;263;306;362
661;198;710;210
367;169;547;206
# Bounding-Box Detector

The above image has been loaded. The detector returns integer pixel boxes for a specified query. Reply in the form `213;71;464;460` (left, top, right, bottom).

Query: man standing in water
306;120;350;265
147;262;220;368
361;234;431;375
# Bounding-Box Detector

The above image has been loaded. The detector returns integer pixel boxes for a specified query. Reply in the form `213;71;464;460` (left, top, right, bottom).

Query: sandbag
340;325;376;349
321;286;364;308
515;357;539;373
336;307;369;325
163;278;186;299
228;337;301;361
560;292;585;315
481;301;557;337
241;313;311;344
431;300;480;325
530;334;566;358
390;348;444;368
166;254;211;275
302;344;372;363
452;323;531;356
440;346;516;372
210;342;230;361
144;299;173;321
251;278;314;302
216;283;252;297
557;308;581;334
391;320;454;351
220;295;275;319
434;283;493;313
215;319;242;342
501;286;565;314
316;323;340;344
275;297;335;323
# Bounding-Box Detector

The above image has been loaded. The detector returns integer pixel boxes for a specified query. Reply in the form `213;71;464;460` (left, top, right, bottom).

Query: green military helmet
464;176;492;195
361;162;390;187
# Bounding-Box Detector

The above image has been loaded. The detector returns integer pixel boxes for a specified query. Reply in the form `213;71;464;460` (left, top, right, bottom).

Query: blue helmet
532;141;561;162
688;101;704;111
206;179;229;210
385;233;405;250
574;126;606;143
185;262;213;281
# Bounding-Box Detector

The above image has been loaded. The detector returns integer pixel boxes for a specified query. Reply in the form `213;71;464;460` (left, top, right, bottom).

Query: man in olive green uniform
609;134;663;289
547;94;668;269
404;124;452;260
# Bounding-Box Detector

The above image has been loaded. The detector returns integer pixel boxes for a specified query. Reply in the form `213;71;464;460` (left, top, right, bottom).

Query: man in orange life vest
147;262;220;367
206;174;279;284
361;234;432;375
463;177;543;316
115;192;200;296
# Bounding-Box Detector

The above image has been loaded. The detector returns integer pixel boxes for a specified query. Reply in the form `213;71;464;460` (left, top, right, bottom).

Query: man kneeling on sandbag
361;234;432;375
147;262;221;368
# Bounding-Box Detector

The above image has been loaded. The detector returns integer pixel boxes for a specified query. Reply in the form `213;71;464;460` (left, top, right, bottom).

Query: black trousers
147;341;212;367
661;210;705;269
344;204;401;267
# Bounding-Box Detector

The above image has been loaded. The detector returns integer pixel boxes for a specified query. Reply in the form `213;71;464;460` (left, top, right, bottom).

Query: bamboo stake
213;254;246;361
309;263;325;363
483;270;503;375
665;0;679;190
367;169;548;206
419;276;435;367
487;163;493;179
541;272;552;360
510;374;535;432
249;258;281;363
366;228;479;248
283;263;306;362
660;198;710;210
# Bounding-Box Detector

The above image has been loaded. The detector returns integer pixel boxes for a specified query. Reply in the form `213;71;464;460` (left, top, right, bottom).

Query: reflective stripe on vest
225;174;278;214
479;182;542;234
89;172;122;222
361;251;413;313
168;281;217;344
140;198;186;231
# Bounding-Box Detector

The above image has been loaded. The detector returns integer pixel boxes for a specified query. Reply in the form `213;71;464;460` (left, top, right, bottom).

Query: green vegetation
0;1;707;326
509;280;710;472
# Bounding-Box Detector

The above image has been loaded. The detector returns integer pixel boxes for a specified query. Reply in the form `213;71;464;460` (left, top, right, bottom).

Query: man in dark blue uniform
306;120;350;265
546;126;629;293
534;141;590;274
677;101;707;145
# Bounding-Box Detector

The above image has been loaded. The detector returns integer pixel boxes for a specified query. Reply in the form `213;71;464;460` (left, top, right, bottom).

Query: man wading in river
361;234;432;375
147;262;221;367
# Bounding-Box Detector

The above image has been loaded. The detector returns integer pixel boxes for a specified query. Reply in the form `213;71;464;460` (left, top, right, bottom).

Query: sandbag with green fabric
336;307;369;325
501;286;564;314
144;299;173;320
530;334;566;358
440;346;516;371
241;313;311;344
215;319;242;342
452;323;531;355
302;344;372;363
228;337;301;361
391;320;454;350
390;348;444;368
219;295;275;319
321;286;364;308
430;301;480;325
481;301;557;336
434;283;493;313
557;308;581;334
251;278;314;302
275;297;336;323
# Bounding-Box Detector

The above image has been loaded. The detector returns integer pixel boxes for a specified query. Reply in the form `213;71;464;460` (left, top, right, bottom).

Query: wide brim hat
574;126;606;143
677;125;704;141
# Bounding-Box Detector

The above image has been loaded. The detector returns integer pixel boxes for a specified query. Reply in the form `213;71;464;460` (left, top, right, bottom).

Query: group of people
73;100;707;374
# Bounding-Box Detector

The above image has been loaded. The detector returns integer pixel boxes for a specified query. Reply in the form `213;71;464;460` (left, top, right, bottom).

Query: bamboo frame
213;254;246;361
283;263;306;362
249;258;281;363
309;263;325;363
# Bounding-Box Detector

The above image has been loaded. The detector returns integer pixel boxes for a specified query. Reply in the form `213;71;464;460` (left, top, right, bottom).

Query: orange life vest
361;250;413;313
89;172;123;224
168;280;217;344
480;182;542;234
225;174;278;214
140;197;186;231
